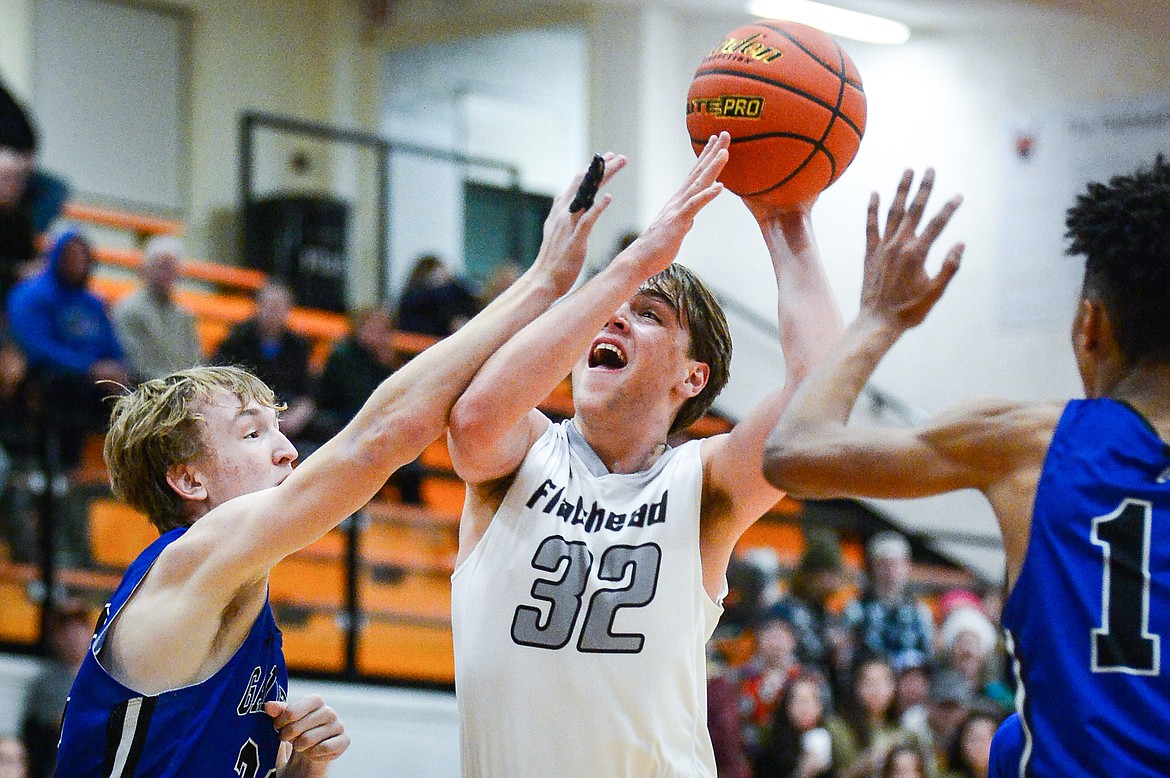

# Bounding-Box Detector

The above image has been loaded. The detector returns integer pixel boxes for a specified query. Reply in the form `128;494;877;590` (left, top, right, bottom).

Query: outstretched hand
530;151;628;296
619;132;730;277
860;168;963;331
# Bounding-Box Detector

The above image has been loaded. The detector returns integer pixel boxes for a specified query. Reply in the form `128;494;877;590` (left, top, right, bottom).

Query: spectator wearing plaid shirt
843;532;935;671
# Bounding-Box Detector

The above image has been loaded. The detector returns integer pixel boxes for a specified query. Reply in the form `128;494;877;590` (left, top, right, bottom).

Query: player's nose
605;308;630;332
273;432;298;465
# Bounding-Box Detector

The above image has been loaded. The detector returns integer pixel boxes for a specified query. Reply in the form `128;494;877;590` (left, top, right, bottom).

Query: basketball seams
687;21;865;204
687;132;830;199
753;21;863;90
812;39;850;182
690;131;820;146
692;68;863;140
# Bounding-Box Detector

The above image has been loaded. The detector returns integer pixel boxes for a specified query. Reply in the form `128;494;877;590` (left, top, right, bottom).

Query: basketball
686;20;867;207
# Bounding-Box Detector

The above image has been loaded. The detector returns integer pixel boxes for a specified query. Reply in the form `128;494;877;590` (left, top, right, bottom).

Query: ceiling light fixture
747;0;911;45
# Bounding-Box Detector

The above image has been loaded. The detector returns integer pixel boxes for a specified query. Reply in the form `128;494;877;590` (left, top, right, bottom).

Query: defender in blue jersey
53;152;623;777
763;159;1170;776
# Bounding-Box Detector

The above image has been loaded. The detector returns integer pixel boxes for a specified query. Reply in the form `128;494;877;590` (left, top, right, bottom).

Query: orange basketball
686;20;866;206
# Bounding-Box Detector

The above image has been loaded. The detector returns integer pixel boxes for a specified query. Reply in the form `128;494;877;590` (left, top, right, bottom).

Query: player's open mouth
588;341;627;369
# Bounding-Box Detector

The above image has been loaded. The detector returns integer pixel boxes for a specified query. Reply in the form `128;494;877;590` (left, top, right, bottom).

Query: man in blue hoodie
7;229;131;472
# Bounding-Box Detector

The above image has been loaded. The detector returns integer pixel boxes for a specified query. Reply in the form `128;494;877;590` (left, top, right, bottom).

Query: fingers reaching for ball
860;168;964;331
618;133;729;277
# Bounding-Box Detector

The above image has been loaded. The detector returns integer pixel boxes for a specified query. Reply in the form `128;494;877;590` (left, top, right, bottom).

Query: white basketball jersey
452;420;722;777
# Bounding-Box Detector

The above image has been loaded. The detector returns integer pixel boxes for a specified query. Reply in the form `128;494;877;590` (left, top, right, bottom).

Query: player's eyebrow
633;290;682;325
233;407;265;422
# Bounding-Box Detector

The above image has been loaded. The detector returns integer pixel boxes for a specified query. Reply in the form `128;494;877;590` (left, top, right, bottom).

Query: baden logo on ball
686;20;867;207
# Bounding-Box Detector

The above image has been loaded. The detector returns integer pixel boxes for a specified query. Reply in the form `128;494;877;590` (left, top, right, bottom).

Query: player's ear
1073;298;1116;357
1073;298;1098;351
166;463;207;502
681;361;710;400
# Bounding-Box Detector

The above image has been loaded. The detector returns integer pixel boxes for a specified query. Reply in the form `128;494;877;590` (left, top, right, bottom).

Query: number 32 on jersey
511;535;662;653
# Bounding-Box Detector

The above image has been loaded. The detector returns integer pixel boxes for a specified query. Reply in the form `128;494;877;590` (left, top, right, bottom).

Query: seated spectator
397;254;479;337
315;306;421;503
708;654;752;778
213;282;314;442
937;604;1012;712
7;229;131;472
842;532;934;672
711;551;771;667
0;324;32;561
883;744;928;778
478;260;524;307
741;546;785;609
0;146;35;300
755;670;844;778
736;607;804;762
0;735;28;778
111;236;201;381
0;81;67;300
893;658;932;724
920;669;976;776
836;655;925;778
942;710;1000;778
21;599;92;778
773;528;853;685
717;549;778;642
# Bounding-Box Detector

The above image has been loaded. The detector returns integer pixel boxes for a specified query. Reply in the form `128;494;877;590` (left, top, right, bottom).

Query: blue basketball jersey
55;527;288;777
1002;399;1170;776
988;713;1023;778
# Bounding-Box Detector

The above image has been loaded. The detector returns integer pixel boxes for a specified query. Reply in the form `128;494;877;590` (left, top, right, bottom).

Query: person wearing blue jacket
7;229;131;470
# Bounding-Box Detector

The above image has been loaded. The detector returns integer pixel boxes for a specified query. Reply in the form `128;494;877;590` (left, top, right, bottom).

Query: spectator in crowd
111;236;201;382
742;546;786;609
0;146;35;299
214;282;314;441
397;254;479;337
843;531;935;671
21;599;92;778
0;735;28;778
708;657;753;778
719;551;776;638
942;710;999;778
883;744;928;778
755;670;844;778
0;326;31;559
836;654;923;778
7;229;131;472
894;659;932;724
920;669;976;776
774;528;853;683
0;80;68;301
736;607;805;763
479;260;524;307
315;305;421;503
937;604;1012;711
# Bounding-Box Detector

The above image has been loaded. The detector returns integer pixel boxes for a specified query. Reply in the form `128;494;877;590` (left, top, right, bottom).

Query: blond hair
104;366;283;532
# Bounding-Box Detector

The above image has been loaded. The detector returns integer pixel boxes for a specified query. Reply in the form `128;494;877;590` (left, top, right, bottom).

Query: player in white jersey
447;133;885;776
